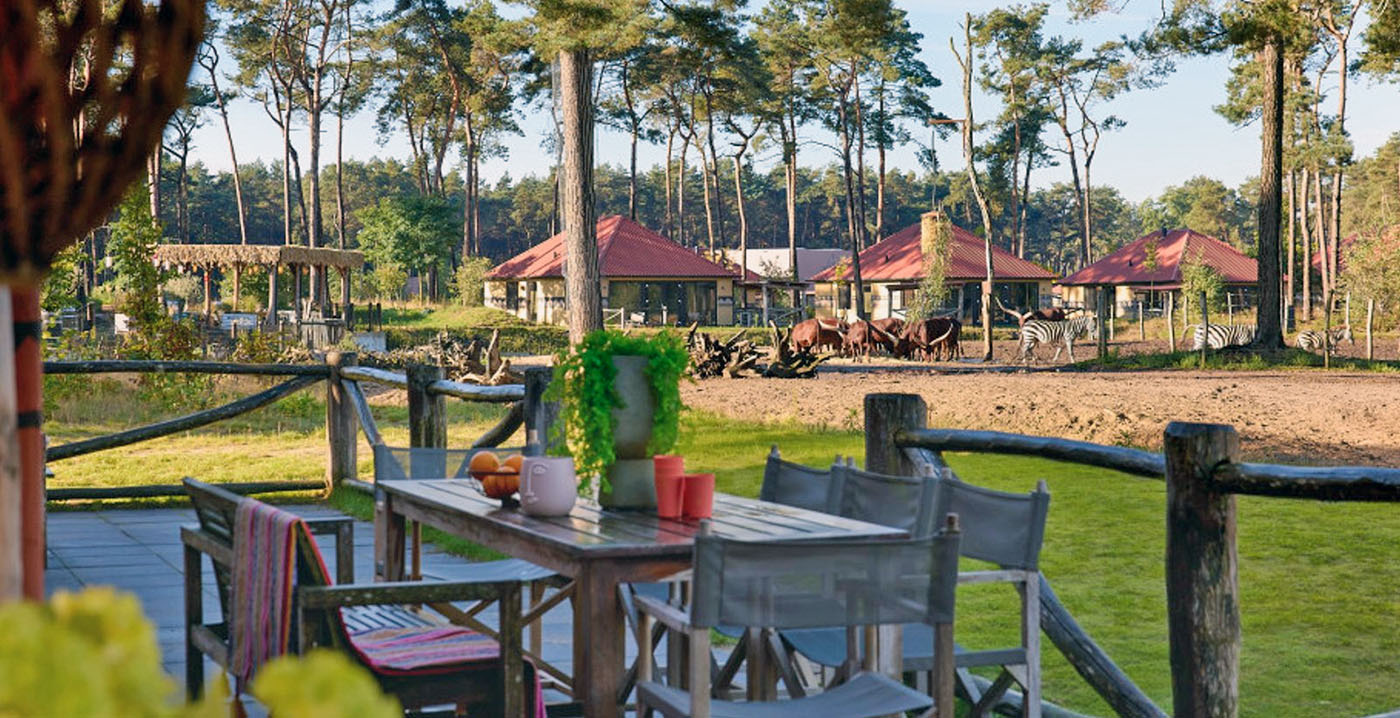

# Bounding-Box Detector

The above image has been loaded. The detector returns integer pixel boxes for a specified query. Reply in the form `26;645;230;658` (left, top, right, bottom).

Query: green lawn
43;382;1400;716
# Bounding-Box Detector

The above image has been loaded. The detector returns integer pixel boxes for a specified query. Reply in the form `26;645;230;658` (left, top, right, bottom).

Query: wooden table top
377;479;907;560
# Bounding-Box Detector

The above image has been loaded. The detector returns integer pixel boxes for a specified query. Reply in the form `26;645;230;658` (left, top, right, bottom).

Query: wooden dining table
373;478;908;718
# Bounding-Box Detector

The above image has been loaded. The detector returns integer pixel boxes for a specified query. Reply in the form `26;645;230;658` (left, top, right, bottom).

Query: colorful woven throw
230;499;308;684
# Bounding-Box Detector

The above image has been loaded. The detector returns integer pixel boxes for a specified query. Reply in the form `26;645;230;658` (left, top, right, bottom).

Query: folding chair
620;447;844;702
633;519;963;718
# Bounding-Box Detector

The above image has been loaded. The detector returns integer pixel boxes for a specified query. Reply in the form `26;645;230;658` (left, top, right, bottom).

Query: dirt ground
681;355;1400;467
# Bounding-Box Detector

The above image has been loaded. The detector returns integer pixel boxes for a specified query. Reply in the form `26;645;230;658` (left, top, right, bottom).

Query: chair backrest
373;445;524;483
690;522;961;631
828;462;942;538
929;476;1049;570
758;446;840;513
183;479;342;647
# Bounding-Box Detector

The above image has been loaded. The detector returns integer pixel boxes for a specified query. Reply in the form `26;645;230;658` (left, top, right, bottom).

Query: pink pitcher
520;457;577;517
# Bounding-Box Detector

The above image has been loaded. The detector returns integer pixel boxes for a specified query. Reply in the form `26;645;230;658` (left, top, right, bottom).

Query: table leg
574;565;625;718
374;488;405;582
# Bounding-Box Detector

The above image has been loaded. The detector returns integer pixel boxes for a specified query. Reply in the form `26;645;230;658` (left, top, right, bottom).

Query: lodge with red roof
485;215;740;326
809;213;1057;322
1058;228;1258;314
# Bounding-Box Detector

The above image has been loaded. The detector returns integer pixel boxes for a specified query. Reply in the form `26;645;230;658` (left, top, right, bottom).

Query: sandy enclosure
682;366;1400;466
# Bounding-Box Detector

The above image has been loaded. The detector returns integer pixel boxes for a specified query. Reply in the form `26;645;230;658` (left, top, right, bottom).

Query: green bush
452;257;495;307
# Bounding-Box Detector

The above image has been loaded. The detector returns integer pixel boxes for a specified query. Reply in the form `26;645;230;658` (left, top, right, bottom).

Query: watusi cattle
791;318;844;353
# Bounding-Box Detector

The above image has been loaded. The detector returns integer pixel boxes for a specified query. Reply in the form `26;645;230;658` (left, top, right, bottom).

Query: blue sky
186;0;1398;204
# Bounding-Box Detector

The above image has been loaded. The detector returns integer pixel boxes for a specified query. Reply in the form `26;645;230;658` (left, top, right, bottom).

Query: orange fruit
468;452;499;479
502;454;524;473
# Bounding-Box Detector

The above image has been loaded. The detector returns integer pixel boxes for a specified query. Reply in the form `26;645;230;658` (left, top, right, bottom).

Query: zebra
1296;327;1353;354
1017;316;1098;363
1190;323;1257;350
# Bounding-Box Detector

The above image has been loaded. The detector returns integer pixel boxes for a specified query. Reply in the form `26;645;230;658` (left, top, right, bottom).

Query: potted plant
547;329;688;508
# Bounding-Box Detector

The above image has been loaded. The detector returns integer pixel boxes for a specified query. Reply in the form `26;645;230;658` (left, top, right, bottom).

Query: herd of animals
785;299;1358;365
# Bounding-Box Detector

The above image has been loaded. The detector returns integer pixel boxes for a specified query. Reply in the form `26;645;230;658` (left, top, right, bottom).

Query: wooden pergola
152;244;364;322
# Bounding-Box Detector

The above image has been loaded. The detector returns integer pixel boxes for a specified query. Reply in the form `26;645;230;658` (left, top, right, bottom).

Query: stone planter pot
601;355;657;509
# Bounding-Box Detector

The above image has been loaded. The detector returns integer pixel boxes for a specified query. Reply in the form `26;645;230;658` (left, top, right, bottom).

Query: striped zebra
1190;323;1257;350
1296;327;1353;354
1017;316;1098;363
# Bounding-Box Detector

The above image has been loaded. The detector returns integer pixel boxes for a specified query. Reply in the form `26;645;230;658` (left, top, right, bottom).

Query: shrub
453;256;495;307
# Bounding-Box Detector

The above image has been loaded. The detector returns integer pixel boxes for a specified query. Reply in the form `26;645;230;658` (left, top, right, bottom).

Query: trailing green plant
908;211;951;321
545;329;690;492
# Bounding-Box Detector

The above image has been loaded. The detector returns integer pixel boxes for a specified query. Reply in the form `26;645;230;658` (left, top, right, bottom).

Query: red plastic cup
654;455;686;519
681;473;716;520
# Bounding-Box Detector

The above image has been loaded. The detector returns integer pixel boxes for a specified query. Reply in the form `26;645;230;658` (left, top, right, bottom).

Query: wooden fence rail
876;392;1400;718
44;355;528;501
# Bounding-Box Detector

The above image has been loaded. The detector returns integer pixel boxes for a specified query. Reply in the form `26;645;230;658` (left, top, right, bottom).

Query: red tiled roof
809;222;1056;282
1310;233;1359;272
486;215;734;280
1058;229;1257;288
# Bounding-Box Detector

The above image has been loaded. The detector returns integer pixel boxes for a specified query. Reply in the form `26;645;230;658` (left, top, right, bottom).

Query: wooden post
1163;422;1240;718
1167;292;1176;352
267;263;280;329
864;392;927;683
1366;298;1374;361
10;287;43;600
0;287;22;601
1097;287;1109;359
523;366;559;457
202;265;212;319
325;352;358;488
1138;300;1145;341
1226;291;1233;326
232;264;242;312
1199;291;1209;368
407;363;446;451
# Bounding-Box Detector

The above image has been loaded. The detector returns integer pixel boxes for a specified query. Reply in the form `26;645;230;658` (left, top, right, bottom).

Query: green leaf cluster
545;329;689;492
356;195;459;282
452;256;496;307
0;587;400;718
1179;250;1226;315
109;189;168;331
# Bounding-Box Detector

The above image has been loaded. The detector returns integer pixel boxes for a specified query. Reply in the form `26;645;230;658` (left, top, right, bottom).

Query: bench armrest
632;593;693;635
302;517;355;583
299;578;519;610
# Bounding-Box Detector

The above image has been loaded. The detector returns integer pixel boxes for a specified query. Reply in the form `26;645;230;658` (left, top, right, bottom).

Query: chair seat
423;558;558;584
638;671;932;718
781;623;1026;670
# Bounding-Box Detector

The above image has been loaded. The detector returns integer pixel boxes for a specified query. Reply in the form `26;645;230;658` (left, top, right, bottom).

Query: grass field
44;380;1400;716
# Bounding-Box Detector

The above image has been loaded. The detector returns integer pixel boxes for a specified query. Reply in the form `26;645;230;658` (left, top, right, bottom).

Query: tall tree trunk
678;134;688;246
463;120;476;259
853;64;869;249
1256;36;1284;348
1286;169;1296;312
623;60;639;221
875;79;887;242
955;18;996;361
732;150;749;301
281;103;294;246
207;63;248;245
783;112;800;305
703;93;726;253
835;79;865;320
559;49;601;343
336;0;352;252
663;124;675;238
147;148;161;223
1053;90;1088;267
1300;166;1313;321
1313;166;1328;302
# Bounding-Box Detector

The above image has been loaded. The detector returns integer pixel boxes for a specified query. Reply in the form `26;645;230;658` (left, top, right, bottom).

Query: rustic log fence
42;355;528;501
868;392;1400;718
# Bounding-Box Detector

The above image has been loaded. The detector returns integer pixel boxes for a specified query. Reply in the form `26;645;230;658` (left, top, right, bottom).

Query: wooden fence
42;355;532;501
866;392;1400;718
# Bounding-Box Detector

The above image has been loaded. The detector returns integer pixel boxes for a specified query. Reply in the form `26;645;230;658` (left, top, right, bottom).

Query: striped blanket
230;499;309;685
348;624;547;716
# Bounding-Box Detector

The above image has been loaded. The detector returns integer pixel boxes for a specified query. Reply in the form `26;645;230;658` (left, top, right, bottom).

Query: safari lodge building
1058;228;1258;315
485;215;737;326
809;217;1057;322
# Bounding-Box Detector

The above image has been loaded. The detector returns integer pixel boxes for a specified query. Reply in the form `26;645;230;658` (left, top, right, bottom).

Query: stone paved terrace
44;504;592;709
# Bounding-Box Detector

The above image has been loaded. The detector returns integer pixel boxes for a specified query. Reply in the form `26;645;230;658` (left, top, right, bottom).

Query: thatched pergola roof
152;243;365;270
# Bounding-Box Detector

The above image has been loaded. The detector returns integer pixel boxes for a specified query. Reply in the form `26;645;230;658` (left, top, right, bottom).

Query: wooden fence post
864;393;926;476
863;392;927;685
1366;299;1374;361
325;352;358;489
1323;290;1333;370
407;363;446;450
1138;300;1145;342
523;366;559;457
1163;422;1240;718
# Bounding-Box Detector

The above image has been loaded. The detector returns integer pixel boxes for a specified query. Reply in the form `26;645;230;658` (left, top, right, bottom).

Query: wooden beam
343;380;383;447
47;375;321;462
1210;462;1400;502
339;365;408;388
48;479;325;501
472;401;524;449
1164;422;1240;718
427;378;524;403
44;360;329;376
895;428;1166;479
